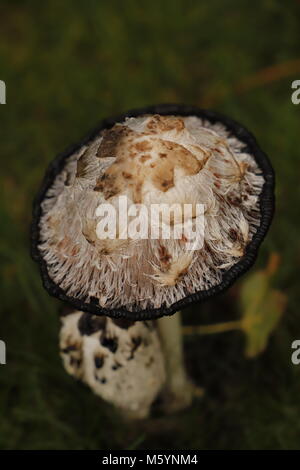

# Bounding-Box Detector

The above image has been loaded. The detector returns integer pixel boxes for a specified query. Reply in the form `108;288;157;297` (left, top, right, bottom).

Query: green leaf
239;258;287;358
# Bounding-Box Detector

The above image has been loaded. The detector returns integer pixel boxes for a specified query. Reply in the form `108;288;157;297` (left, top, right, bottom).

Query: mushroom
31;104;274;415
59;309;165;418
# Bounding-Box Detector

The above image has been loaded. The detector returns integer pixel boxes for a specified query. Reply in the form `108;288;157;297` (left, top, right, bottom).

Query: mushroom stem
157;311;200;413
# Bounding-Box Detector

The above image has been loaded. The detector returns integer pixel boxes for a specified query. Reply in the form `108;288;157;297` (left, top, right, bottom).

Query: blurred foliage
240;254;287;358
183;254;287;357
0;0;300;450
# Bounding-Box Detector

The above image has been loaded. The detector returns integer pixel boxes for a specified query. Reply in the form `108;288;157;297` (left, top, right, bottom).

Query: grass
1;0;300;450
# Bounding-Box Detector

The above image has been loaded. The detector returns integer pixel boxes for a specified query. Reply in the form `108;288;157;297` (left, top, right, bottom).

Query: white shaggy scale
39;114;264;312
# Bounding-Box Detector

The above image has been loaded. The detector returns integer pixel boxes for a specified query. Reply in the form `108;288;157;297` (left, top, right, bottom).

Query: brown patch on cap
94;171;121;198
57;236;73;252
160;178;174;191
129;152;138;159
93;119;206;202
132;180;143;203
96;125;133;158
149;138;203;192
229;228;238;242
152;252;192;286
227;195;242;207
76;149;90;178
174;266;189;283
146;115;185;133
82;219;97;246
139;154;151;163
70;245;80;256
134;140;152;152
158;244;172;266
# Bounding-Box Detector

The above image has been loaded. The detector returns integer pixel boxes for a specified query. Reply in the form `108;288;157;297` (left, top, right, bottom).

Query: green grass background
1;0;300;450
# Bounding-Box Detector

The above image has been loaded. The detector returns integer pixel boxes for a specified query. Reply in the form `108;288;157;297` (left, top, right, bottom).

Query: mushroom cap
31;104;275;320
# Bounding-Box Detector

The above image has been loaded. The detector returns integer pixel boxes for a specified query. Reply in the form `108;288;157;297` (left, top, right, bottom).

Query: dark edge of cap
31;103;275;320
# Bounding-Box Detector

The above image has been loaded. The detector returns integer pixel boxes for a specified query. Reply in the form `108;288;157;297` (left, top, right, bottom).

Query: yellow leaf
239;254;286;358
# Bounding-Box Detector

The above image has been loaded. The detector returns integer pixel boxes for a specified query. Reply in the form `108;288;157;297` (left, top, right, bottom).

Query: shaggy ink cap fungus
31;104;275;320
59;309;166;418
